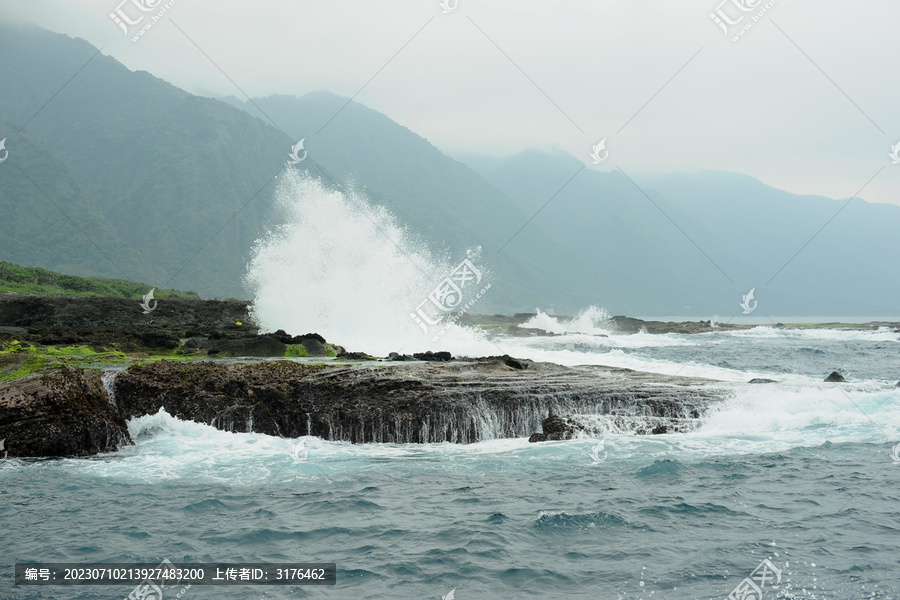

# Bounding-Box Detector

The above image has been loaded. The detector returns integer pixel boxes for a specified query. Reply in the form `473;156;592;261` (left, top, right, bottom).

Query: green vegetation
285;344;308;357
0;339;201;381
0;261;198;299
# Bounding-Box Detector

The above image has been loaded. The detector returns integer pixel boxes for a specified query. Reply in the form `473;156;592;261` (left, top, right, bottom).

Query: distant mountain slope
463;150;900;315
2;21;896;314
0;22;317;298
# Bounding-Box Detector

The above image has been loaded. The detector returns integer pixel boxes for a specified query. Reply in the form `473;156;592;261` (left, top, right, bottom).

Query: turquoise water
2;325;899;599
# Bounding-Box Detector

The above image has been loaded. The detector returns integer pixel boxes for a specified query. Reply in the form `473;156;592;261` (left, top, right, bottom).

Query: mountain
0;22;316;298
2;21;897;315
462;150;900;315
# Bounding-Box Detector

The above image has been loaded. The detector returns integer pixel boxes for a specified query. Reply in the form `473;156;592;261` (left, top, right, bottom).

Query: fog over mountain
1;21;898;315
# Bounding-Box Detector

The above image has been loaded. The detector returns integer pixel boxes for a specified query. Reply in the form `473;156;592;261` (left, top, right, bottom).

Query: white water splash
245;170;495;356
520;306;613;336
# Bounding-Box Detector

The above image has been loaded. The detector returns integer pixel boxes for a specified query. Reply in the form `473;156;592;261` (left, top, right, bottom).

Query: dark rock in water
825;371;846;382
337;351;375;361
209;335;286;357
749;378;777;384
0;366;132;457
294;336;328;357
141;332;179;349
503;356;525;370
651;424;668;435
895;381;899;388
270;329;293;344
413;351;452;362
388;352;415;361
115;359;721;444
611;315;647;334
540;414;577;440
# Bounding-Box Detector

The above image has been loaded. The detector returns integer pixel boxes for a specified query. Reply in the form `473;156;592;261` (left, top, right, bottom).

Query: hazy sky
3;0;899;205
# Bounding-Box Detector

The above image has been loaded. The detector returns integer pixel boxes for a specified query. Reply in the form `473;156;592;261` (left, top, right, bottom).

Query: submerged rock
0;366;132;457
825;371;846;382
749;378;777;384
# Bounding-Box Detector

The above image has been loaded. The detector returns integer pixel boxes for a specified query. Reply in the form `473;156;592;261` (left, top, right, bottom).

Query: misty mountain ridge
1;21;897;315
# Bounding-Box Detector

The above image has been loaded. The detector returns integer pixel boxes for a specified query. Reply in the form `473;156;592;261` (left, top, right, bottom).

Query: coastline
1;295;897;458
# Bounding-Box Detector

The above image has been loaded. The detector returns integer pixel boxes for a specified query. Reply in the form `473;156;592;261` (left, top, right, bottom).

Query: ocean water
3;175;898;598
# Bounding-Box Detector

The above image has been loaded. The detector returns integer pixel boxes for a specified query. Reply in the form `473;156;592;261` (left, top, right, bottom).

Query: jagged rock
413;351;452;362
297;332;326;344
504;356;525;370
0;366;132;457
114;359;721;444
749;378;777;384
0;296;255;350
141;332;180;349
825;371;846;382
388;352;415;361
294;336;328;357
209;334;286;357
336;351;375;361
183;336;209;348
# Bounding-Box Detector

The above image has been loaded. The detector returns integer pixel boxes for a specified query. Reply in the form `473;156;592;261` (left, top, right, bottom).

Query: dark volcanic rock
0;295;254;349
336;351;375;361
0;366;132;457
113;359;722;444
141;332;180;349
209;335;287;357
413;351;452;362
183;337;209;349
749;378;777;384
294;336;328;357
825;371;846;382
503;356;525;370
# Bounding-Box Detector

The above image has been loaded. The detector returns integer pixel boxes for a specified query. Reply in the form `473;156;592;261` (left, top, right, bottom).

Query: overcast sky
4;0;899;205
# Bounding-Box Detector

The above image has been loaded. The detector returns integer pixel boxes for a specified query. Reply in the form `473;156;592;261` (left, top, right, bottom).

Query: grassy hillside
0;261;198;299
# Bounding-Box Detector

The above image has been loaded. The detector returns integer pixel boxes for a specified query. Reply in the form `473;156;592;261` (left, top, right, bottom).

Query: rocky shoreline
1;295;895;458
